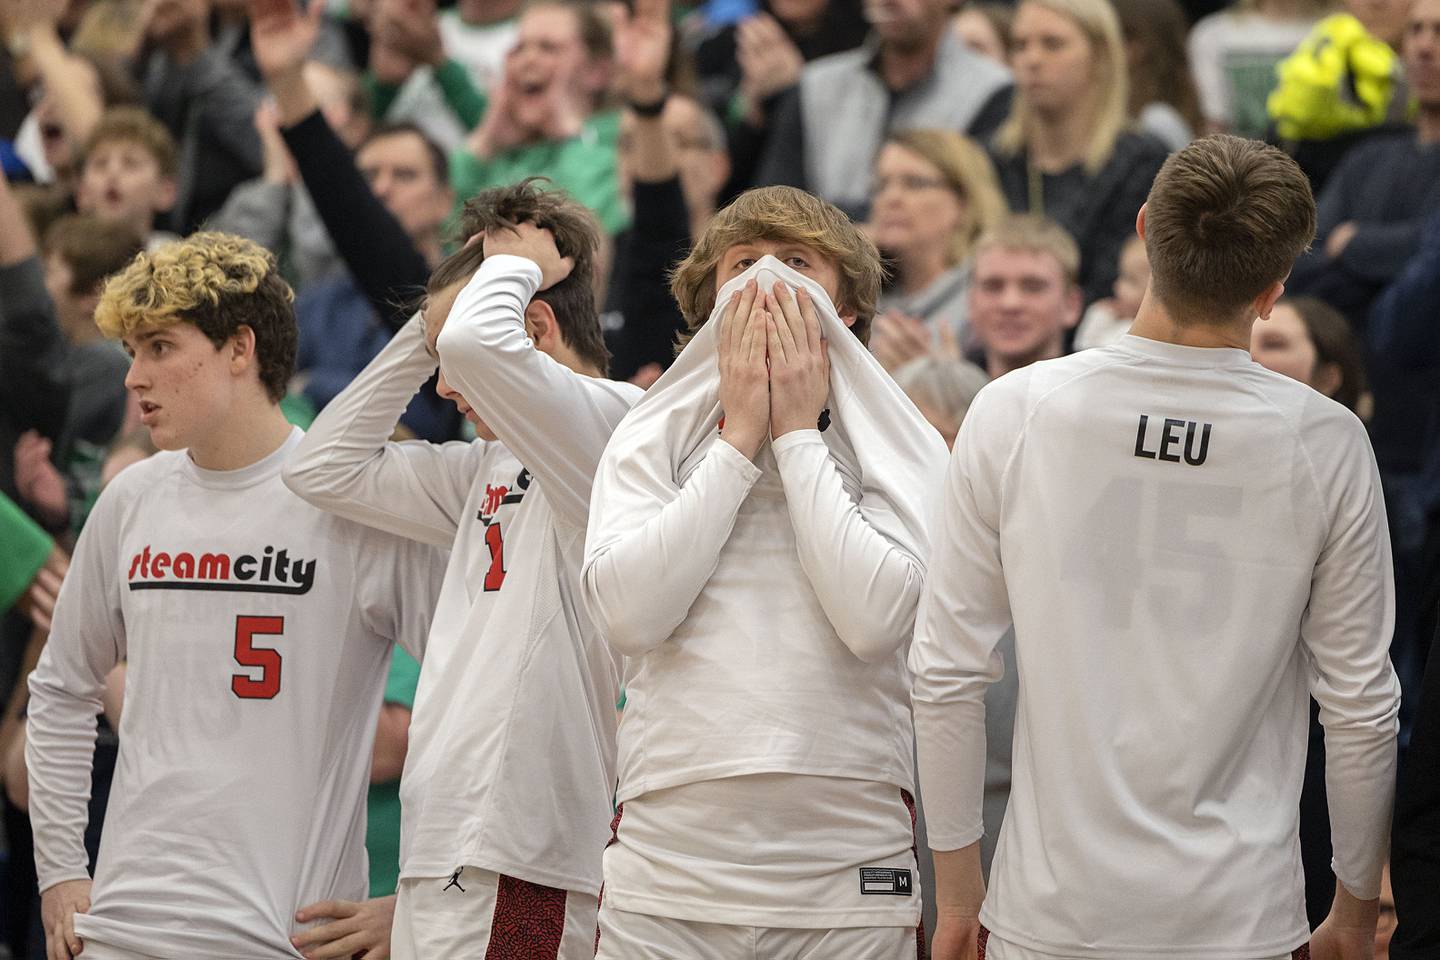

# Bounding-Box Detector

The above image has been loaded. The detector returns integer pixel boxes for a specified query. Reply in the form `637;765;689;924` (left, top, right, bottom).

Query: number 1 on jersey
232;615;285;700
484;523;507;591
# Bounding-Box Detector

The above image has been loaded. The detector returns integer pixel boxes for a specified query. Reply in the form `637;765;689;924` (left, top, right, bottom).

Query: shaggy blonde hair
994;0;1130;174
96;232;297;401
884;130;1008;266
671;186;884;346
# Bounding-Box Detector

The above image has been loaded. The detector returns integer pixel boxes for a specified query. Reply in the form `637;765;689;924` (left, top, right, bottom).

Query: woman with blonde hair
988;0;1169;306
868;129;1008;370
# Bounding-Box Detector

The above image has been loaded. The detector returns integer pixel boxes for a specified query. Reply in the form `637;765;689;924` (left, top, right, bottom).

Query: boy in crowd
967;216;1083;380
582;185;949;956
26;233;445;959
282;179;641;957
914;135;1401;960
74;107;179;249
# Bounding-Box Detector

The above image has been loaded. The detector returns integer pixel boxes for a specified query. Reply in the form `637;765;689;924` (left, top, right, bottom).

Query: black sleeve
609;176;691;380
752;87;808;191
0;258;71;443
280;111;431;331
966;85;1014;142
1391;615;1440;960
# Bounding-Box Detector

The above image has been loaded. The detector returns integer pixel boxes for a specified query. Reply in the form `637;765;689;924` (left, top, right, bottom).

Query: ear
156;176;178;214
1062;284;1083;330
1312;361;1342;399
229;324;259;376
524;299;563;355
1135;203;1147;242
1254;278;1286;321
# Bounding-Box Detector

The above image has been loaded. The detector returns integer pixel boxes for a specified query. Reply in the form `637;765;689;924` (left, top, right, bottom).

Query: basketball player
913;135;1402;960
25;233;445;959
282;181;641;958
582;185;950;956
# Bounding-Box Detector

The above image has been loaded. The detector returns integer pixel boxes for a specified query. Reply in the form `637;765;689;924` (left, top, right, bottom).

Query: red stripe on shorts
901;789;926;960
593;804;625;955
977;925;1309;959
485;873;568;960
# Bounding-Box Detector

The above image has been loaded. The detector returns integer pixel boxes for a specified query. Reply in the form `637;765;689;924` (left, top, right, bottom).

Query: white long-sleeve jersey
283;255;640;896
26;430;445;958
911;335;1401;959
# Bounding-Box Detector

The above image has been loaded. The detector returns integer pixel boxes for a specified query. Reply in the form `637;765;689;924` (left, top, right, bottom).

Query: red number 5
232;615;285;700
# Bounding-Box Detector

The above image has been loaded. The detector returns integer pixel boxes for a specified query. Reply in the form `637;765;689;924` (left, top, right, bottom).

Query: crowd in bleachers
0;0;1437;955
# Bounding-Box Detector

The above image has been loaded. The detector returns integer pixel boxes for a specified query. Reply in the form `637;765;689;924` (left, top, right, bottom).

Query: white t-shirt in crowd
1188;10;1317;138
912;335;1400;959
27;429;445;958
284;256;640;897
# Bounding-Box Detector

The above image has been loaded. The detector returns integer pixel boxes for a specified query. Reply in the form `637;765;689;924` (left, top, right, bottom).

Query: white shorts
595;903;921;960
392;866;598;960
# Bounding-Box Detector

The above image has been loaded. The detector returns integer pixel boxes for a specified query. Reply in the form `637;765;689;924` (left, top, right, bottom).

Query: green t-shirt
365;646;421;896
0;492;54;613
448;111;629;236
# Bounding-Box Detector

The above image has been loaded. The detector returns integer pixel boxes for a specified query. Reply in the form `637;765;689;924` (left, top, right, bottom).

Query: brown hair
1279;296;1367;412
42;215;145;296
83;106;179;179
1144;136;1316;320
670;185;884;347
881;129;1009;266
95;232;297;402
431;178;609;374
972;214;1082;285
1111;0;1203;135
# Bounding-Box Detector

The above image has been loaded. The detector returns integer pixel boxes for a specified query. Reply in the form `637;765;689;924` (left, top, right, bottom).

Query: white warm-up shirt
283;255;639;896
912;336;1401;959
583;256;949;926
26;430;444;958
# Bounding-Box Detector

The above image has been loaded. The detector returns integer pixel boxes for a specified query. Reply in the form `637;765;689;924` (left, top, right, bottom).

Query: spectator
989;0;1169;307
1287;0;1440;325
1112;0;1200;150
139;0;267;231
209;61;372;288
362;0;512;151
867;129;1007;372
1267;0;1414;190
953;2;1014;65
607;88;730;384
1074;232;1148;349
453;0;629;235
1370;210;1440;960
690;0;868;125
967;215;1082;379
292;121;456;439
755;0;1013;219
74;107;179;249
1187;0;1330;139
0;494;64;632
893;355;990;451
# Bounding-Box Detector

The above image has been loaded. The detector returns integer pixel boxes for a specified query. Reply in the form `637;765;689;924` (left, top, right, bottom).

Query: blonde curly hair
670;186;883;348
96;232;297;402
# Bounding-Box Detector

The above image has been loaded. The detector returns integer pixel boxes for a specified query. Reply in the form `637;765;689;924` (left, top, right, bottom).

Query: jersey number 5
232;615;285;700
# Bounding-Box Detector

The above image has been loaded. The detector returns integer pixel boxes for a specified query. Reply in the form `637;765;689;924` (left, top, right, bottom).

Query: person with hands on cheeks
582;186;950;957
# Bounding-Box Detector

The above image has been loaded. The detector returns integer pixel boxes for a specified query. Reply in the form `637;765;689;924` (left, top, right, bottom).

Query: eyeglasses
872;174;954;195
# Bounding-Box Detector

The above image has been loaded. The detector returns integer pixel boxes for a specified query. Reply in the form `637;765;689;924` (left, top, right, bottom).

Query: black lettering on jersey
478;468;531;524
126;545;317;594
858;867;913;896
1134;414;1212;466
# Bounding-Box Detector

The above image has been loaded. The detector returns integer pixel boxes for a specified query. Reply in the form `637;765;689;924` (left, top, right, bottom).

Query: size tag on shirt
858;867;913;896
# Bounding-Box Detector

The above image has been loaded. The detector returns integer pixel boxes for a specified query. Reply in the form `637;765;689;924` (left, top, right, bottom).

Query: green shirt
365;646;421;896
448;111;629;236
0;492;54;613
